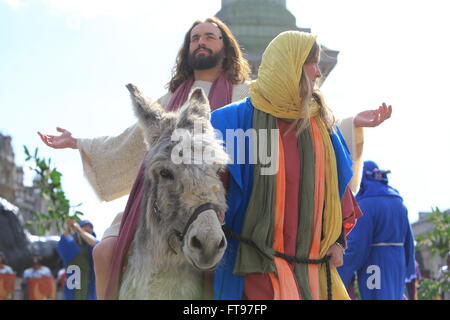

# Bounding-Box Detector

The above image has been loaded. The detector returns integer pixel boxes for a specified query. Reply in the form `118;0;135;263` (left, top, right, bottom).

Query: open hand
38;127;78;149
354;103;392;128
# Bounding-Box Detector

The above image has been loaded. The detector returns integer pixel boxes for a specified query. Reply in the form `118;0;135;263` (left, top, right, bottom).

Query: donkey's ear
127;83;164;128
186;88;211;120
189;87;208;104
176;88;211;129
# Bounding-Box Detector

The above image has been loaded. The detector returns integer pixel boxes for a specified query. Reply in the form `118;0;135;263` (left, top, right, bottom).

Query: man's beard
188;47;225;70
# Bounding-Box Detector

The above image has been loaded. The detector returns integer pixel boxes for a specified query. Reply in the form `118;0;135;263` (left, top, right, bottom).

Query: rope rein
223;226;333;300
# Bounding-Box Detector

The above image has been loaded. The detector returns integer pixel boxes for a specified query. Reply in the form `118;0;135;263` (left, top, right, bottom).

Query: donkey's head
127;84;228;271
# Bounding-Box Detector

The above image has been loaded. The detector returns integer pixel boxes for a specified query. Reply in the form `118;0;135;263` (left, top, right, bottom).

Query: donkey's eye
160;169;174;180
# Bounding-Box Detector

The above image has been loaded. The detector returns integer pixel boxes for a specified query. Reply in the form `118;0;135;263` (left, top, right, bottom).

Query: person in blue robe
56;219;98;300
210;97;354;299
337;160;416;299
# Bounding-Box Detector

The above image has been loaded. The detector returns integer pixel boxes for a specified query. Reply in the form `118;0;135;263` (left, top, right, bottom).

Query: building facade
0;132;48;233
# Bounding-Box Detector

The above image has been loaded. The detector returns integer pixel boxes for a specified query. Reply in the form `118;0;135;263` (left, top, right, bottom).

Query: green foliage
416;207;450;260
416;207;450;300
418;272;450;300
23;145;84;235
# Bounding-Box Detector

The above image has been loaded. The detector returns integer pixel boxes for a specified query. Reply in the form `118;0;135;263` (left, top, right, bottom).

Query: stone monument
216;0;338;84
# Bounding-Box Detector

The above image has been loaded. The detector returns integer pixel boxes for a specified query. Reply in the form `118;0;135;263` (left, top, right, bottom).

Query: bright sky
1;0;449;239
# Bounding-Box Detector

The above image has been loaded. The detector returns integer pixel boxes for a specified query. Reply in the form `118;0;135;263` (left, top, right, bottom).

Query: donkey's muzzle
177;203;227;270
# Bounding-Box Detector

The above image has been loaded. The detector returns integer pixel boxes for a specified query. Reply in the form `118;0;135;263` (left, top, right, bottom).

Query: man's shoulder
231;81;251;102
232;81;250;89
37;266;52;277
23;268;32;277
0;265;14;273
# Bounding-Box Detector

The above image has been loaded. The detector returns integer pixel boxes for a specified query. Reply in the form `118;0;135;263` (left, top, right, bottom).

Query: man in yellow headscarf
211;31;387;300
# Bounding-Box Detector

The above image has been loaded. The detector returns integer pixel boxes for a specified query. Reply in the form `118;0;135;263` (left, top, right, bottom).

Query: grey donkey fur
119;84;229;300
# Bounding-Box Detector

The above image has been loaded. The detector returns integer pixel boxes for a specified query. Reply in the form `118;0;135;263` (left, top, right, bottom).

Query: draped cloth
104;163;145;300
104;73;233;300
233;108;349;299
233;31;350;299
250;31;316;120
211;97;356;299
166;72;233;112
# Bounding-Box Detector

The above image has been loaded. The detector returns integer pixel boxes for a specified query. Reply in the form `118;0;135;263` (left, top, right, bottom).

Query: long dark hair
168;17;251;93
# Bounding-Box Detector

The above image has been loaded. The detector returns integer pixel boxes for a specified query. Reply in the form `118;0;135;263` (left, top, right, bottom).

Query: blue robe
211;98;353;299
56;234;97;300
337;161;416;300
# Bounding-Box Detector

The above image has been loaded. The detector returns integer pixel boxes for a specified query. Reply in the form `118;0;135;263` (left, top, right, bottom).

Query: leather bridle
152;199;223;254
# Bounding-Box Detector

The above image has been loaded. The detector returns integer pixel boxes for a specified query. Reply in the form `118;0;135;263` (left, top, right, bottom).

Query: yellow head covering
250;31;318;119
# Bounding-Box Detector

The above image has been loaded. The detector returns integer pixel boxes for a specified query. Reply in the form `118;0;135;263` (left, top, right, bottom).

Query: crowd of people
0;219;98;300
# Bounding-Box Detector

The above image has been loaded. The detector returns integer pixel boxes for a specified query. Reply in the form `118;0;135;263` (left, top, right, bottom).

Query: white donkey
119;84;228;299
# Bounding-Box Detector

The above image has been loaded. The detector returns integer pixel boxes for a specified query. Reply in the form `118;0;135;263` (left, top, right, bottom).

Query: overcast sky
1;0;449;238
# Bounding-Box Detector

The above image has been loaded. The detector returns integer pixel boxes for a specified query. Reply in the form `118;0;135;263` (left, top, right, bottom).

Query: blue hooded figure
337;161;416;299
56;220;98;300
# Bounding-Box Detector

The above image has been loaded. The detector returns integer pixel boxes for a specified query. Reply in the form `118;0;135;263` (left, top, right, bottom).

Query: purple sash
166;72;233;112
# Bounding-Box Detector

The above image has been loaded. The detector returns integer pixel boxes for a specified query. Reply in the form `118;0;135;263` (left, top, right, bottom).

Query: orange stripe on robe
268;131;300;300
